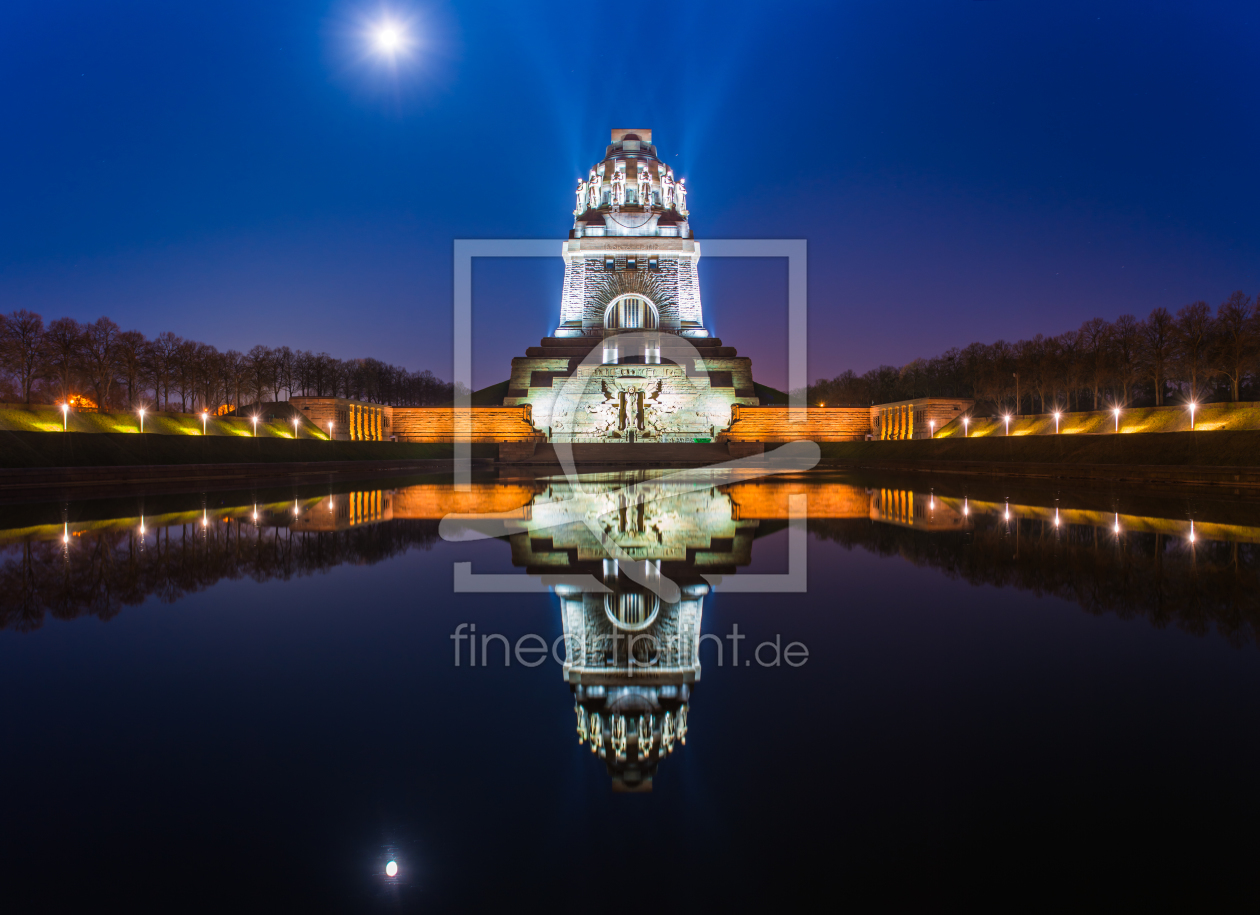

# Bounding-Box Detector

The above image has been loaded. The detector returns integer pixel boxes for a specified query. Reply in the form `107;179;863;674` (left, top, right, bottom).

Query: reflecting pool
2;471;1259;908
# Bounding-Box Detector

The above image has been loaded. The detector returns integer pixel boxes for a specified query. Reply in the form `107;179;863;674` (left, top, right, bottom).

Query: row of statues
575;164;687;214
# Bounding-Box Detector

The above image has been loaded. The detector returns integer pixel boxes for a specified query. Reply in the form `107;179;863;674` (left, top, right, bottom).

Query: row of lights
60;404;338;439
941;402;1201;438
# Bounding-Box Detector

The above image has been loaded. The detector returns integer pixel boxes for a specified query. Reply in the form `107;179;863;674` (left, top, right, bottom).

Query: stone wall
720;405;872;442
389;406;545;443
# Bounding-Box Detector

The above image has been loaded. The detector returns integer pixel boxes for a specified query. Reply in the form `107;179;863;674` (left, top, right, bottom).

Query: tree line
0;310;456;412
810;292;1260;413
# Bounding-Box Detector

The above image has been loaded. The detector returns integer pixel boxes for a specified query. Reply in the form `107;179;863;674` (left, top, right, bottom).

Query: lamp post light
201;412;208;435
929;420;935;438
1003;414;1011;436
61;402;69;431
1113;406;1120;433
293;417;300;439
138;408;145;433
1189;401;1197;431
252;415;258;437
1053;411;1061;434
328;421;334;441
963;417;970;438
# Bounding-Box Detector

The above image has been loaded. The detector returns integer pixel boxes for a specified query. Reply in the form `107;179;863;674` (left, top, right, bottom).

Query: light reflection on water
2;472;1260;906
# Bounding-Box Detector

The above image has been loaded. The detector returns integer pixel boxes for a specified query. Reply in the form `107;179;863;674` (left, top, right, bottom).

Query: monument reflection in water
3;475;1259;789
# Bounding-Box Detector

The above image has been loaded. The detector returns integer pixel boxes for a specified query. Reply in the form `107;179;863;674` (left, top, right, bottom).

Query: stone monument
504;129;760;444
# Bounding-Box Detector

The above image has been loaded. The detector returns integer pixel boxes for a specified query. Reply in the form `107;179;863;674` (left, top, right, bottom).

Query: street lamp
1053;411;1061;434
1003;414;1011;436
293;417;300;439
201;412;208;435
1113;406;1120;433
61;402;69;431
929;420;935;438
138;408;145;433
252;415;259;437
328;421;334;441
1188;401;1197;431
963;416;970;438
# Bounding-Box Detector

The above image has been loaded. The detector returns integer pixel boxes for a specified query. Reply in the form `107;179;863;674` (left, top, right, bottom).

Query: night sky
2;1;1258;391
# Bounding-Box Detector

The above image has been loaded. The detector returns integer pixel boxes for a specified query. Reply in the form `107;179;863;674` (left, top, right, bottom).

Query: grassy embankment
817;428;1260;467
0;403;326;439
937;402;1260;437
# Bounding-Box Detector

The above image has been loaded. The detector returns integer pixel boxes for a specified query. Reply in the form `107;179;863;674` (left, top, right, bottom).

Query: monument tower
504;129;760;443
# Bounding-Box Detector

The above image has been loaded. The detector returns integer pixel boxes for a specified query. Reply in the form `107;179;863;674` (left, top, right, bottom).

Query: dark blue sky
2;1;1257;390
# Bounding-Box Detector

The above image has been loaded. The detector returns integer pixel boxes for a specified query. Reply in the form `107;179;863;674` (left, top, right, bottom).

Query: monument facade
505;129;760;444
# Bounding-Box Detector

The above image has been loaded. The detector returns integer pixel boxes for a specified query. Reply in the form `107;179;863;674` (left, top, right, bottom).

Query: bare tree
1141;307;1175;406
1173;301;1214;402
1079;317;1112;410
1214;291;1256;402
245;345;275;405
115;330;148;409
221;349;245;412
80;317;122;410
275;346;296;401
43;317;84;405
1111;314;1142;405
147;331;182;410
2;310;46;403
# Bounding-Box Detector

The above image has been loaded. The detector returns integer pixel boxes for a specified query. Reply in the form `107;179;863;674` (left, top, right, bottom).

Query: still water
2;470;1259;909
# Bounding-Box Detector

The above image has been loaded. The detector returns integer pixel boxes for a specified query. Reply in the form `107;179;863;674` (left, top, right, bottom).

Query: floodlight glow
61;402;68;431
1003;414;1011;435
139;408;146;433
1188;401;1197;430
385;861;399;878
929;420;935;438
1053;411;1061;434
202;412;208;435
252;415;259;437
1113;406;1120;432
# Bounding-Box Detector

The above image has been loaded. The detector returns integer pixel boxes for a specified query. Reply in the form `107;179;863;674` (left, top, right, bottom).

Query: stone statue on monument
575;177;587;214
611;166;626;207
637;166;652;207
675;177;687;214
588;168;602;208
660;169;674;209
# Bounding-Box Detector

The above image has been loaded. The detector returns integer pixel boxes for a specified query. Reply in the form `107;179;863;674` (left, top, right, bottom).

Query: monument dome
557;128;703;339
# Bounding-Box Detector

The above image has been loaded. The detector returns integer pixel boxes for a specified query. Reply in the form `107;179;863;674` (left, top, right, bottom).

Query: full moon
385;860;399;877
374;24;404;54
